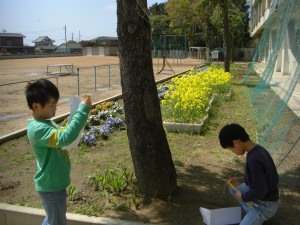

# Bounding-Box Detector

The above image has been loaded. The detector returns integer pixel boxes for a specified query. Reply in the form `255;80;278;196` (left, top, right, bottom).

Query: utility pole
65;25;68;54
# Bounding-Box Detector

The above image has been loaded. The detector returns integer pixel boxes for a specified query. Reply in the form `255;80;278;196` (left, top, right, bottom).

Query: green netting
152;35;187;50
243;0;300;179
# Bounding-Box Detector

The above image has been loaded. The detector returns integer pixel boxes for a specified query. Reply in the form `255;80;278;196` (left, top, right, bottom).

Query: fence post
157;53;159;73
94;66;97;91
56;76;58;88
173;49;175;64
77;68;80;96
108;65;111;89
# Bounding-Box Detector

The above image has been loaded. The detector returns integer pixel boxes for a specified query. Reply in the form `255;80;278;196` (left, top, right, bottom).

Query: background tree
149;2;171;37
165;0;205;46
158;0;250;67
195;0;217;48
228;5;248;62
164;0;231;70
202;0;230;72
148;2;167;16
79;40;97;47
222;0;230;72
116;0;177;195
239;0;251;47
210;0;250;63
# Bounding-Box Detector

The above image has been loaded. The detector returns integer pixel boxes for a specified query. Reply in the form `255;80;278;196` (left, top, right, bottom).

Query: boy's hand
229;177;244;186
81;95;92;108
235;190;242;201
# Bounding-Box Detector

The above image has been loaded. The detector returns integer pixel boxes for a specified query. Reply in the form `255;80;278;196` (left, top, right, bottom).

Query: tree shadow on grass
111;162;240;225
269;165;300;225
112;159;300;225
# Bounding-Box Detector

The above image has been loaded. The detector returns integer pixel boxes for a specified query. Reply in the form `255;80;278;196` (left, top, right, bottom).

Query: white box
200;206;241;225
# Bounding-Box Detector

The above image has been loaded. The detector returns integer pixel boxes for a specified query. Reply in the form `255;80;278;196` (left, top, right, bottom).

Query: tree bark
117;0;177;195
222;0;230;72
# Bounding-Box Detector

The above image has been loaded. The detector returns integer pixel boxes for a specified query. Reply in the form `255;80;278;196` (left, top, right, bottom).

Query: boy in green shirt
25;79;92;225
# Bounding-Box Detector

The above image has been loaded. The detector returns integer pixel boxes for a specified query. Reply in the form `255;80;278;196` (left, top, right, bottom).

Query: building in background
32;36;56;54
82;36;118;56
0;33;34;54
55;42;82;54
250;0;299;76
250;0;272;41
249;0;300;117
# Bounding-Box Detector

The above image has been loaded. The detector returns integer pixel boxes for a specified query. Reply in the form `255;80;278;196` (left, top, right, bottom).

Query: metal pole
77;68;80;96
184;34;187;52
94;66;97;91
173;50;175;64
56;77;58;88
164;35;166;57
108;65;111;88
157;51;159;73
65;25;67;54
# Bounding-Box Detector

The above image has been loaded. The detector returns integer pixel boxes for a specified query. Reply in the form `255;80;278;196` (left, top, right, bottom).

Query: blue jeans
229;183;278;225
38;189;67;225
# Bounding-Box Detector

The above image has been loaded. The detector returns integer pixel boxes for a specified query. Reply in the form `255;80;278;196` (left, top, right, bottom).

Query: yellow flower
161;66;232;123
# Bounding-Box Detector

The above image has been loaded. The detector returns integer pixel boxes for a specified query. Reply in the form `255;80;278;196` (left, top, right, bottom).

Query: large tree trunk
116;0;177;195
222;0;230;72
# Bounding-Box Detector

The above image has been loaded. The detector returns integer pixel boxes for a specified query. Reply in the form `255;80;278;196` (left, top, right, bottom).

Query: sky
0;0;167;46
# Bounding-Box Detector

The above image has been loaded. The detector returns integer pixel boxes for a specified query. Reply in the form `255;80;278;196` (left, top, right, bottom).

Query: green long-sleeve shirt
27;103;90;192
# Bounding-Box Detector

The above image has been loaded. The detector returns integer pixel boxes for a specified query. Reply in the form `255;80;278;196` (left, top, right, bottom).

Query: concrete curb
0;203;151;225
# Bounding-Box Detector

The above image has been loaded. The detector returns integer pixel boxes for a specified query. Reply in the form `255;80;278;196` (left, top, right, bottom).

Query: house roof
91;36;118;41
32;36;55;43
0;33;25;38
57;43;82;49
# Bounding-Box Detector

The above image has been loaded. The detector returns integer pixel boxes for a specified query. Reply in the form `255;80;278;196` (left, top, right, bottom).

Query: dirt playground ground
0;56;203;137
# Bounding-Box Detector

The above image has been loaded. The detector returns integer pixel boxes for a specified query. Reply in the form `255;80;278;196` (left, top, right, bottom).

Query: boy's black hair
25;79;59;110
219;123;250;148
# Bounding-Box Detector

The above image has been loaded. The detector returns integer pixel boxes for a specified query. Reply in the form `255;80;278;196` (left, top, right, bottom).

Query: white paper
63;96;84;150
69;96;81;121
199;207;241;225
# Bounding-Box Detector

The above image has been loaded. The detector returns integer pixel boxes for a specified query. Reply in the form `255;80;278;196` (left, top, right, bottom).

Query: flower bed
159;65;232;132
78;65;232;146
163;95;214;133
80;101;126;146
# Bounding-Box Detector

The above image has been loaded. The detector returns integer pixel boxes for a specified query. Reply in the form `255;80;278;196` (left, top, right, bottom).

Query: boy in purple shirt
219;123;279;225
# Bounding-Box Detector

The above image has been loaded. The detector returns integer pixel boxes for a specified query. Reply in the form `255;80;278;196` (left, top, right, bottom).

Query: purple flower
82;131;97;146
80;115;126;146
105;116;125;129
158;92;165;101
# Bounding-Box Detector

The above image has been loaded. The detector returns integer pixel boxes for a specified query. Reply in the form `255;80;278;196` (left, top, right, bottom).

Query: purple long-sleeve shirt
242;145;279;202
